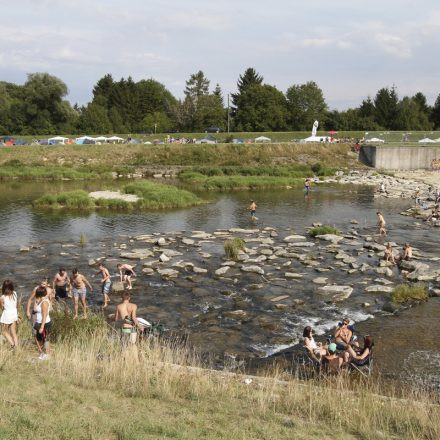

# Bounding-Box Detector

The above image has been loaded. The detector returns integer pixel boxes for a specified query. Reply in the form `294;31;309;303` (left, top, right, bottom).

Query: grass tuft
391;283;429;304
224;238;245;261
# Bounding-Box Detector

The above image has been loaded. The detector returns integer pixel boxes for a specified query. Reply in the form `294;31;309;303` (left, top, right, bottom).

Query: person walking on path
115;292;138;345
377;211;387;236
117;263;136;290
53;267;70;301
33;285;51;360
249;200;257;220
0;279;19;349
70;268;92;319
98;263;112;308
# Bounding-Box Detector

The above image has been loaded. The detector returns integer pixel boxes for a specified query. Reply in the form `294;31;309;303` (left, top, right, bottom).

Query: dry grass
0;315;438;439
0;143;358;169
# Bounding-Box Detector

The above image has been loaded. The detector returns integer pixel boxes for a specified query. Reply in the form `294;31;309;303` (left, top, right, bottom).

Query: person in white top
33;285;51;360
0;279;19;348
303;326;327;360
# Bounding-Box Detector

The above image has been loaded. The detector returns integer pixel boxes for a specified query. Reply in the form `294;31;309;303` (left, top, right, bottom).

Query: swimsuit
102;280;112;295
72;287;87;298
55;284;68;299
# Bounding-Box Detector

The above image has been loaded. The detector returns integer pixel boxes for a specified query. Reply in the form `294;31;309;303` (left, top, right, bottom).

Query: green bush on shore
391;283;429;304
309;225;341;237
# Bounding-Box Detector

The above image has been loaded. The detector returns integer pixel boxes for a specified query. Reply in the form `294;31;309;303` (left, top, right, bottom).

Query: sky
1;0;440;110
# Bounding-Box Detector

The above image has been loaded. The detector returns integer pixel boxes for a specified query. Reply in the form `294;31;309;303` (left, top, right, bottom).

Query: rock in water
215;266;230;276
241;265;265;275
317;285;353;302
157;268;179;278
159;253;170;263
112;281;124;293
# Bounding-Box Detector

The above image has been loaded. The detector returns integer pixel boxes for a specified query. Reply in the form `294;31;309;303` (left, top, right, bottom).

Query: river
0;179;438;385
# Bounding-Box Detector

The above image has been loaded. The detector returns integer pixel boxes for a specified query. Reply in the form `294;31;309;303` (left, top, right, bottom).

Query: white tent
255;136;271;143
48;136;69;144
75;136;95;141
365;137;385;143
94;136;108;142
418;138;436;143
300;136;329;143
107;136;124;141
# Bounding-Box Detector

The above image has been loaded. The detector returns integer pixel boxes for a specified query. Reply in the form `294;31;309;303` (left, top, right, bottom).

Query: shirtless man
98;263;112;308
377;211;386;236
334;318;358;349
115;292;138;344
384;242;396;265
399;243;413;261
304;178;311;194
321;343;344;374
70;268;92;319
117;263;136;290
26;279;53;320
53;267;70;301
249;200;257;220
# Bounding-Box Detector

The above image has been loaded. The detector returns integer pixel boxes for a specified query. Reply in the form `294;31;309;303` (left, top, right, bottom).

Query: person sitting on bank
334;318;358;350
303;326;327;360
344;335;374;367
384;242;396;265
322;343;344;374
115;292;138;344
426;205;439;223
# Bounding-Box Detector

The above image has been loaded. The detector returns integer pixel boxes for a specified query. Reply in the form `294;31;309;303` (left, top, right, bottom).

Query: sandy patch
89;191;139;203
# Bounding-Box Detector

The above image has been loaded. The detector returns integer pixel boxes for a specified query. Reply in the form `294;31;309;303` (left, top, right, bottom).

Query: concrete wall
360;145;440;170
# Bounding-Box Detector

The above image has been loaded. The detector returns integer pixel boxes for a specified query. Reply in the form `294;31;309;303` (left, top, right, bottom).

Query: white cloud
374;33;413;58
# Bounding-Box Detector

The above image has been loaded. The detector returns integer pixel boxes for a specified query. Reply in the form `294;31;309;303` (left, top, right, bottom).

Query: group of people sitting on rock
303;318;373;374
383;242;413;266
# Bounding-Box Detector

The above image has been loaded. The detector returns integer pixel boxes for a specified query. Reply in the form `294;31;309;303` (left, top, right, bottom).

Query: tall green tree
286;81;328;131
432;94;440;129
374;87;399;129
234;84;287;131
395;96;432;130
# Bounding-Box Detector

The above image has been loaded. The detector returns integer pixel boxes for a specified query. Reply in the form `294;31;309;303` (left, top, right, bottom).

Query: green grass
224;238;246;260
180;172;305;191
309;225;341;237
391;284;429;304
33;181;203;211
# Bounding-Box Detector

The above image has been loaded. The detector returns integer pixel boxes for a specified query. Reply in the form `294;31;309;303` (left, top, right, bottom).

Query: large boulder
112;281;125;293
316;234;344;244
317;285;353;302
284;235;307;242
215;266;230;276
120;249;154;260
157;268;179;278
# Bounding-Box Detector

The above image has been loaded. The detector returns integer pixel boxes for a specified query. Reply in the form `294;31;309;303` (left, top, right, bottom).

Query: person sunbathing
398;243;413;262
334;318;359;350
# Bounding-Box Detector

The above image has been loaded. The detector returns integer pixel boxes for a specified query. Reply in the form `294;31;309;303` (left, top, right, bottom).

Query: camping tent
418;138;436;143
107;136;124;143
48;136;69;145
94;136;108;142
255;136;271;143
75;136;96;145
196;135;217;144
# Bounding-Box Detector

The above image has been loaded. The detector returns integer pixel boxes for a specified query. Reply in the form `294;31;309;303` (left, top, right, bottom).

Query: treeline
1;69;440;135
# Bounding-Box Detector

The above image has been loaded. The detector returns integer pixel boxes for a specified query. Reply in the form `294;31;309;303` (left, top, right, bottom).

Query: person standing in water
115;292;138;344
377;211;387;236
304;178;312;194
98;263;112;308
117;263;136;290
70;268;92;319
0;279;19;349
249;200;257;220
53;267;70;301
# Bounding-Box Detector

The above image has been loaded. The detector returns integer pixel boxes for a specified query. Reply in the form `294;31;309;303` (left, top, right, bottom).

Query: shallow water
0;179;438;382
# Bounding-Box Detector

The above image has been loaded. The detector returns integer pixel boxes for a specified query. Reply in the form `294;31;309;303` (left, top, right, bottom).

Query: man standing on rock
117;263;136;290
377;211;386;236
98;263;112;308
70;268;92;319
53;267;70;301
249;200;257;220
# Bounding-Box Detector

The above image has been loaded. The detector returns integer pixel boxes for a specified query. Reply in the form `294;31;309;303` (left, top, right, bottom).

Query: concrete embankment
360;145;440;170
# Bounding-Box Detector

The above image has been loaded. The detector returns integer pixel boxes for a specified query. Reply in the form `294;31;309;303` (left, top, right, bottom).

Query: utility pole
227;94;230;133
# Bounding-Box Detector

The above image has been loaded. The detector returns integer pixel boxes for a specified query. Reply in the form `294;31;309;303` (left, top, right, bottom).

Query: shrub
309;225;341;237
391;284;428;304
311;163;322;175
224;238;245;260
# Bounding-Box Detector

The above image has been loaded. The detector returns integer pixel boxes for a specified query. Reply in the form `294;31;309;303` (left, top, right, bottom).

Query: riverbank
1;317;439;440
0;143;359;181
